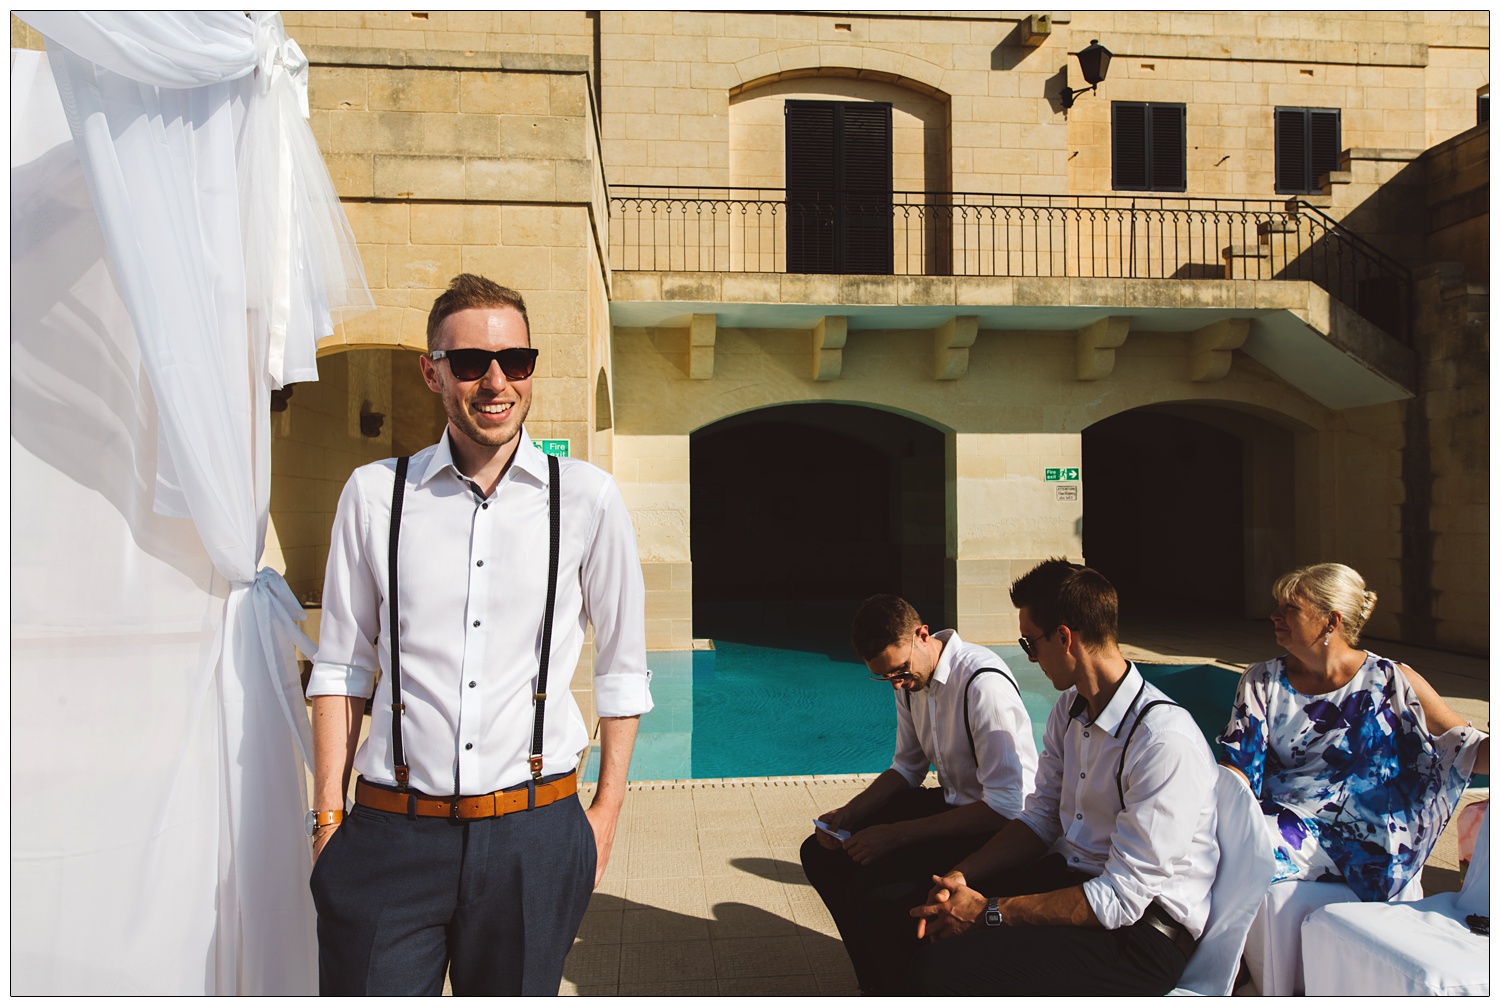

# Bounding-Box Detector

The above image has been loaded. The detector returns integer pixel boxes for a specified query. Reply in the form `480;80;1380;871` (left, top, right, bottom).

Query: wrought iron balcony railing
609;187;1412;342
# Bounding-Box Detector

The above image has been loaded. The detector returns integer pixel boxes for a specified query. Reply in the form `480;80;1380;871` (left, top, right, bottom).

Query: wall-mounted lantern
1060;39;1113;108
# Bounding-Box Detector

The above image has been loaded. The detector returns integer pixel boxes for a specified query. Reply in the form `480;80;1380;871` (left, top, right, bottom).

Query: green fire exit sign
1045;467;1080;481
533;439;570;457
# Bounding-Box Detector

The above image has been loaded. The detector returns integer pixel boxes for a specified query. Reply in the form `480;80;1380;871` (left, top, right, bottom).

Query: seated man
800;594;1037;995
908;559;1219;996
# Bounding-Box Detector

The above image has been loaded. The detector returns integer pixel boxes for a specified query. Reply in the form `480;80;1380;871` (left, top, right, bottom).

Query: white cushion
1302;892;1489;996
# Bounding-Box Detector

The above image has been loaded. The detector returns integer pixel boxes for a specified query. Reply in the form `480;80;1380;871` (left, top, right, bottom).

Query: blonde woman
1218;563;1488;902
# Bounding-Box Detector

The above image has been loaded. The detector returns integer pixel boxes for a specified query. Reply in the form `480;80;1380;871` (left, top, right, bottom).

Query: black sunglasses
429;347;539;382
1017;628;1056;659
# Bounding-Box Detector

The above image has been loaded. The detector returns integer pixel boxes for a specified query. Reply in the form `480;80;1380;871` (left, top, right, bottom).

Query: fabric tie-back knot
247;566;317;772
250;12;309;117
251;566;317;661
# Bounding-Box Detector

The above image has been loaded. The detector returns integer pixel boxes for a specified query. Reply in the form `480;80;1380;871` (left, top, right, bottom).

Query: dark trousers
906;853;1189;995
309;782;596;996
798;787;992;994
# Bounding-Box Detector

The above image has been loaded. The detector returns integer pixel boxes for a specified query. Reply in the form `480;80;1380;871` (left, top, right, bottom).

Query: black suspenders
386;452;562;800
1114;682;1183;805
901;664;1021;763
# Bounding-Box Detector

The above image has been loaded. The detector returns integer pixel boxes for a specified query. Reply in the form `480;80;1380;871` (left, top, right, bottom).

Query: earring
1323;631;1332;647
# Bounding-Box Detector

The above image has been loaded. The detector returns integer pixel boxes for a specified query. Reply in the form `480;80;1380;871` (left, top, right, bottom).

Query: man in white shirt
304;274;653;995
907;558;1218;995
800;594;1037;994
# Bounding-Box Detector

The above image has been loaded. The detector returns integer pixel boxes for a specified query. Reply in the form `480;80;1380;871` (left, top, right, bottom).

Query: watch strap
307;809;344;836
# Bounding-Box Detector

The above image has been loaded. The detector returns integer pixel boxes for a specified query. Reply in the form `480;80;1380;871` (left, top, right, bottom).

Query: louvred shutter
1113;102;1148;190
839;102;893;274
786;101;837;273
1150;104;1186;191
1309;110;1341;191
785;100;892;274
1276;108;1308;193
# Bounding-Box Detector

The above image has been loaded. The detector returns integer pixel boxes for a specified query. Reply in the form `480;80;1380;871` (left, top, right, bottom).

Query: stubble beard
450;388;531;449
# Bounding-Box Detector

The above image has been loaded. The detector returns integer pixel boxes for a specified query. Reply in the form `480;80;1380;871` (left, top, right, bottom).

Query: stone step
1257;218;1301;236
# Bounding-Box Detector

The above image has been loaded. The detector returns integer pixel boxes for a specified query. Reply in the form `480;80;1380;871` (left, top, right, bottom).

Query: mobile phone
1466;914;1489;936
814;819;852;842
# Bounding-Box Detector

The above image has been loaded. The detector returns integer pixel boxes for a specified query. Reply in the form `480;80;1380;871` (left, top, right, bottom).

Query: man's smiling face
420;305;533;452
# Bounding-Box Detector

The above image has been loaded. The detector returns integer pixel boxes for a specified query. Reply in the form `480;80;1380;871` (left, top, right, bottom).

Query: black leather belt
1142;902;1197;959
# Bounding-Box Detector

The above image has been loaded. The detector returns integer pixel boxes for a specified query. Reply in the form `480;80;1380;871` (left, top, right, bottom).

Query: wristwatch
305;809;344;837
984;897;1003;927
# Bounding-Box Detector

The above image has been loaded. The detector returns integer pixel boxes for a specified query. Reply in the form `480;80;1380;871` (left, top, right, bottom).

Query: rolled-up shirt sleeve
1082;727;1217;930
581;475;653;718
889;692;927;787
1017;699;1067;847
306;469;381;700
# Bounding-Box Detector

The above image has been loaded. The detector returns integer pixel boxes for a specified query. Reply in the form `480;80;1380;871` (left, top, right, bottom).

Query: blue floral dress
1218;654;1483;902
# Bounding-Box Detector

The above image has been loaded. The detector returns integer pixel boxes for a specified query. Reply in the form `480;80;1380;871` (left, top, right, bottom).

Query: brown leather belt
355;772;577;820
1142;902;1198;959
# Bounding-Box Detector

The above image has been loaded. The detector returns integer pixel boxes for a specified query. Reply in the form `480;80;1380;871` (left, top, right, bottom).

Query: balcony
609;187;1412;343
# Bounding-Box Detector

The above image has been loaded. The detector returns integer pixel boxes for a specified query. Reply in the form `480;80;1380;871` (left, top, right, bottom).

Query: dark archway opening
1082;408;1246;620
691;404;946;651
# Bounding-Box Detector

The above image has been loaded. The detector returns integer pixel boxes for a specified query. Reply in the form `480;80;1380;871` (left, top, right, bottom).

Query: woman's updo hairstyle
1272;562;1378;645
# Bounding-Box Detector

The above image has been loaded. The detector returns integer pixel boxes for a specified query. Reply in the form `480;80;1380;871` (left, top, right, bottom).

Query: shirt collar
416;426;547;490
929;628;958;687
1068;662;1144;736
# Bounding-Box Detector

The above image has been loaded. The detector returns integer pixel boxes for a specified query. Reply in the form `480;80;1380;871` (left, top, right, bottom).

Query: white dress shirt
890;630;1038;819
306;429;653;796
1017;663;1218;938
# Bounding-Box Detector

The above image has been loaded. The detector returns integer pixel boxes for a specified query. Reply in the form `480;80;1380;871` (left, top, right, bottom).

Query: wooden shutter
838;102;893;274
1113;102;1148;190
1274;108;1308;192
1309;110;1341;190
785;99;892;274
1276;107;1341;193
1149;104;1186;191
785;101;837;273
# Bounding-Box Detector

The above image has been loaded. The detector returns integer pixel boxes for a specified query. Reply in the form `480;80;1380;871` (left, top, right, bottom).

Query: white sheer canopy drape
12;11;370;994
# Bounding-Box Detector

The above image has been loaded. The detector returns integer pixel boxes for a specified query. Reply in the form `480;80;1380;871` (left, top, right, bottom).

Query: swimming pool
584;641;1246;782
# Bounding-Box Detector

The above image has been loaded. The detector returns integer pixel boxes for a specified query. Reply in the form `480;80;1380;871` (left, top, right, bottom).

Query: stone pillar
950;432;1084;643
613;434;693;650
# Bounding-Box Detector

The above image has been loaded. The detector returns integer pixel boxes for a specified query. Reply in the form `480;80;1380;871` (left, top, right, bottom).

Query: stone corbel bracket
1075;316;1131;380
812;315;847;381
934;316;978;380
689;313;716;379
1189;318;1251;381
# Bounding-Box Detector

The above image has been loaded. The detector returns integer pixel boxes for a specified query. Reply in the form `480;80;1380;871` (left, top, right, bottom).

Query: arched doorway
1082;404;1298;622
690;403;946;648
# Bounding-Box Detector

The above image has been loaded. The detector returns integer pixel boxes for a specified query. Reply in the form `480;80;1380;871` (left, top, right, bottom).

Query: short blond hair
1272;563;1378;645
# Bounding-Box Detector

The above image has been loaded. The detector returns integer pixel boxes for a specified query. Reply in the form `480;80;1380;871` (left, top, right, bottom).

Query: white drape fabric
12;11;370;994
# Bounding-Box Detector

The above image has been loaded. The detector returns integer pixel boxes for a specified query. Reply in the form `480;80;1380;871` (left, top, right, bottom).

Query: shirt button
1072;856;1080;862
473;620;481;627
468;681;476;688
465;743;473;750
1080;772;1086;779
476;560;484;568
1076;813;1083;820
481;502;489;510
1083;731;1090;738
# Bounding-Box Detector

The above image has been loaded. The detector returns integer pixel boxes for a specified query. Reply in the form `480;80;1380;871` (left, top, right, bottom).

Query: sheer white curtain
11;12;370;994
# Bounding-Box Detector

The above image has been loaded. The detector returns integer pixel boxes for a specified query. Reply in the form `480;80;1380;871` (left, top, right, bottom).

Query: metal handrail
608;188;1413;342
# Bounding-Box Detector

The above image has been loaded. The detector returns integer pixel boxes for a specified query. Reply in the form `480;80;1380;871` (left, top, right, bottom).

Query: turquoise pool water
585;641;1246;782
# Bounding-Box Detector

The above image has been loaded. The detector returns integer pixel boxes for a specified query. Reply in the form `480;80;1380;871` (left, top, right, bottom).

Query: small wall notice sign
1055;484;1079;501
1044;467;1080;481
533;439;570;457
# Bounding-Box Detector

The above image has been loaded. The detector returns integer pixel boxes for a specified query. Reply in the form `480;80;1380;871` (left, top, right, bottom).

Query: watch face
305;810;317;836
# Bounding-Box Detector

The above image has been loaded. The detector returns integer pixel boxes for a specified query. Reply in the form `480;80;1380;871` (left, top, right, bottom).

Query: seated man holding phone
799;595;1037;995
